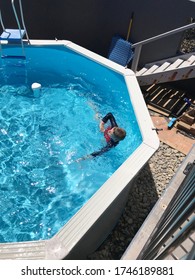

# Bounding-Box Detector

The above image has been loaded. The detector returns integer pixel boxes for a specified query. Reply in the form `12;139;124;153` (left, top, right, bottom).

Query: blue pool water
0;45;142;242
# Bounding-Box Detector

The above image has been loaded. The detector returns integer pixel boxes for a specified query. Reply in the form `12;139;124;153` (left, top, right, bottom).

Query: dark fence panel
0;0;194;65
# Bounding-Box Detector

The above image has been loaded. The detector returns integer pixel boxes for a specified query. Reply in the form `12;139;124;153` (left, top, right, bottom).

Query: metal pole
131;44;142;72
130;22;195;72
11;0;25;56
18;0;30;43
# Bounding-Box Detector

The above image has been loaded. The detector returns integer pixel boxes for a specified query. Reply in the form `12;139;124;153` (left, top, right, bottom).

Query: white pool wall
0;40;159;259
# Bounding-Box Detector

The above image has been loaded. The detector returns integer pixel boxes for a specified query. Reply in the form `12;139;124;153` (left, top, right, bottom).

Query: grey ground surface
88;142;185;259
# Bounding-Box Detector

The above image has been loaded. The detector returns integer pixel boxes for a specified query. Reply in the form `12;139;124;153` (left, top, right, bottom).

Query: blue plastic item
168;117;177;129
108;35;134;67
0;29;25;41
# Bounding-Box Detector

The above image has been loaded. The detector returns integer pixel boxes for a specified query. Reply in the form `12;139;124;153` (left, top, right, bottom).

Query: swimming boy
76;112;126;161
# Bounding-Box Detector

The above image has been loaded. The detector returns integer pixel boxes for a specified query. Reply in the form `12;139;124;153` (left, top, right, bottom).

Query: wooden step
142;64;159;75
178;55;195;68
164;59;184;71
153;62;171;73
136;67;148;75
136;52;195;86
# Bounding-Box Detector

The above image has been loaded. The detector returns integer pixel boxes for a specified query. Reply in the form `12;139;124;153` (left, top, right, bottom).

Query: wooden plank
169;93;186;111
151;89;168;104
143;85;162;100
162;91;179;108
150;89;165;102
145;83;156;92
165;92;185;111
147;104;170;116
157;89;174;106
142;83;194;119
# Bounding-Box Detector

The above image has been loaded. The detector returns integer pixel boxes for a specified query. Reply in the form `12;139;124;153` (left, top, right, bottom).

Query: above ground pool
0;40;159;259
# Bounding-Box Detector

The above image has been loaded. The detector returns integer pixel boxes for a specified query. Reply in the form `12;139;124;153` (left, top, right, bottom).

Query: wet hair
113;127;126;141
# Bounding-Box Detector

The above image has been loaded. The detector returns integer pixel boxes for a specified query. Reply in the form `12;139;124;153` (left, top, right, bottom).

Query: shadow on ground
88;162;159;260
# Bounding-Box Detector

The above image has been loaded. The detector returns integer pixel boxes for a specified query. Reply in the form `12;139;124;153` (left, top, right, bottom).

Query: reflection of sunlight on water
46;186;56;194
65;150;76;164
1;129;8;135
0;47;142;243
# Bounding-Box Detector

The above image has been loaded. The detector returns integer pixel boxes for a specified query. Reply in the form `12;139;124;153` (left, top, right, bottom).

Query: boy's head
109;127;126;142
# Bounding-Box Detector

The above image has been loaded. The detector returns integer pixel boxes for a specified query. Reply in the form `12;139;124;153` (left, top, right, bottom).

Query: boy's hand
99;121;105;132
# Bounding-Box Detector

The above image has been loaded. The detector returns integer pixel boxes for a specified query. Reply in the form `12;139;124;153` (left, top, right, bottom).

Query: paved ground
151;115;194;155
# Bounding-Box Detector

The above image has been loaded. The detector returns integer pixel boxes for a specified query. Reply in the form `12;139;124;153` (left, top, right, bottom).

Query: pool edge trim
0;40;159;260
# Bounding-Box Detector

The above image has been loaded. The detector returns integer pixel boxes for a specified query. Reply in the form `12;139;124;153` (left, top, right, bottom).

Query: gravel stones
180;24;195;53
88;142;185;260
